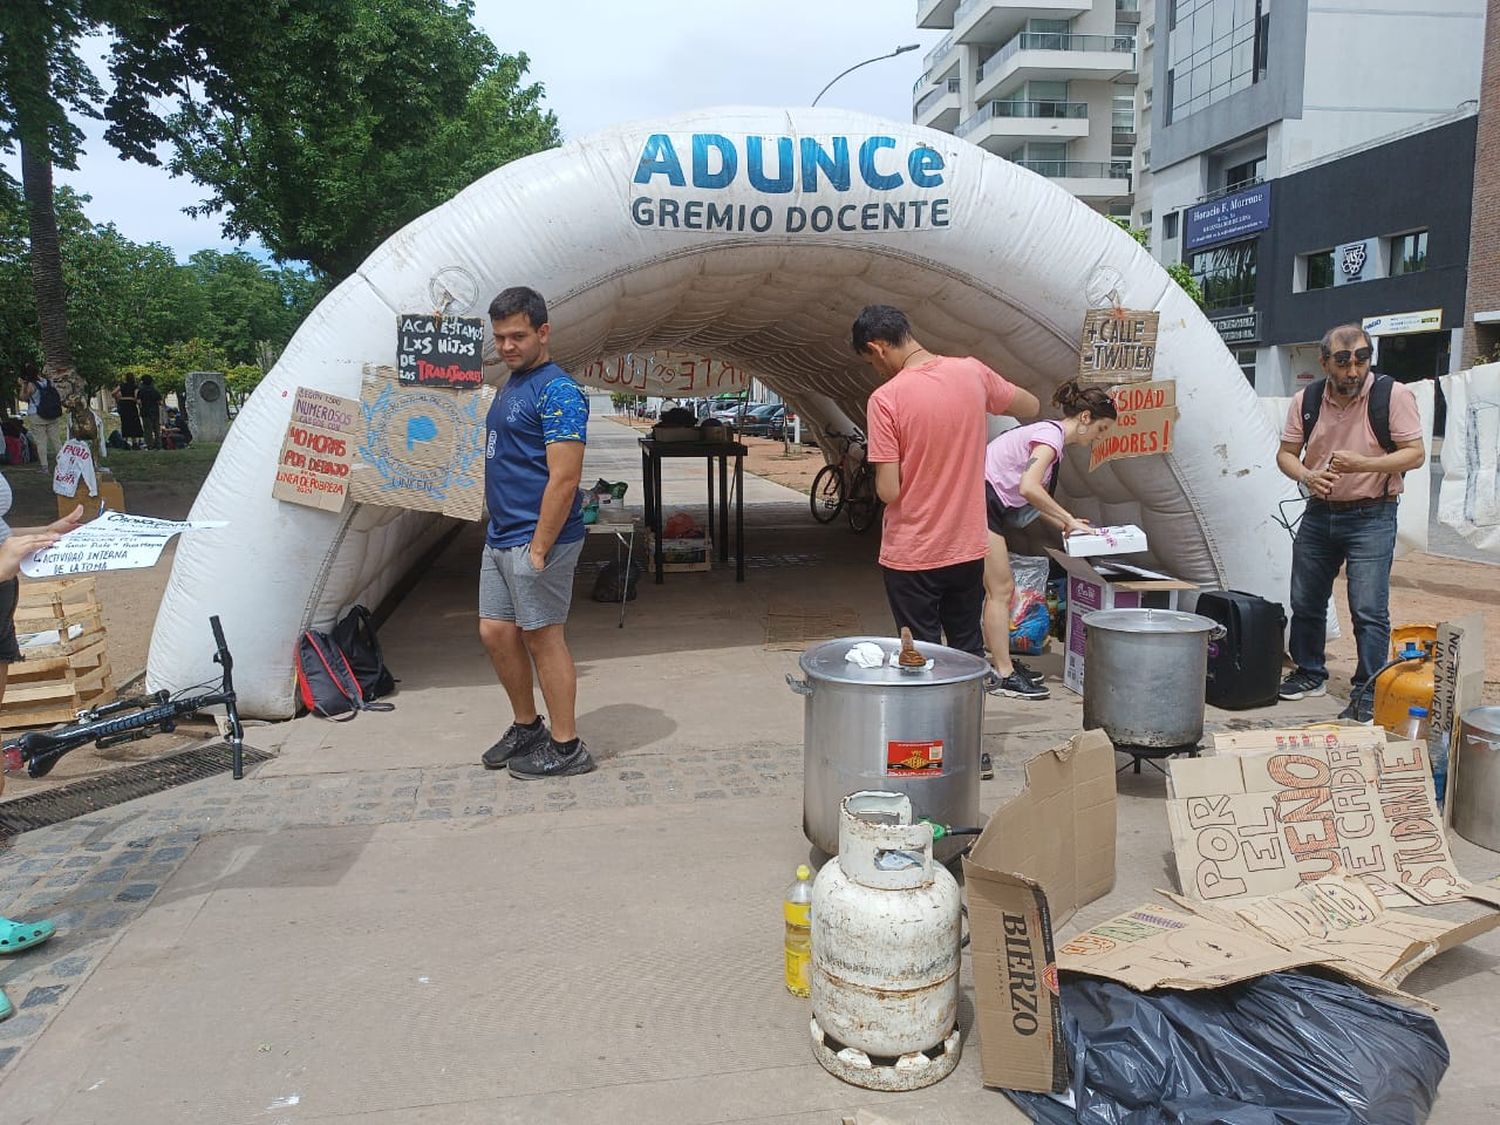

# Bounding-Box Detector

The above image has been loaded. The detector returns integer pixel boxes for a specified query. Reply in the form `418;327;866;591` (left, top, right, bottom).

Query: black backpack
331;605;396;701
36;381;63;421
295;624;394;721
1298;374;1399;454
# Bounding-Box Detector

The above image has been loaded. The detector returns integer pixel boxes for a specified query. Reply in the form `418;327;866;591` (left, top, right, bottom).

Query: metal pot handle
1209;623;1228;641
983;670;1003;694
786;674;814;696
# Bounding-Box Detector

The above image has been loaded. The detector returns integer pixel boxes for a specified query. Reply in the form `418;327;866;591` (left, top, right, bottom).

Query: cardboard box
1047;550;1196;695
1061;524;1148;557
963;729;1117;1093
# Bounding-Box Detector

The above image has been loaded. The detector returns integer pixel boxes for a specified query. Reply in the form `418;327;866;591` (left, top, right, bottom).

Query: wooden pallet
3;577;116;728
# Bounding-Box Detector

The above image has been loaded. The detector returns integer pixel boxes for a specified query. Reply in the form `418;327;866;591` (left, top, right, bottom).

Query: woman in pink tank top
981;381;1117;697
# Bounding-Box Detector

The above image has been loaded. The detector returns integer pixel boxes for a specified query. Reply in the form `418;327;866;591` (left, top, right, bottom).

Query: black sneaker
1012;660;1045;688
994;672;1051;700
508;738;598;779
1338;697;1375;725
481;719;549;769
1279;670;1327;700
980;751;994;780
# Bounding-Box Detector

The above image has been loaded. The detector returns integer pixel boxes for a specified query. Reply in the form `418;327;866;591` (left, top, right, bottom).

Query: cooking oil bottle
784;863;814;997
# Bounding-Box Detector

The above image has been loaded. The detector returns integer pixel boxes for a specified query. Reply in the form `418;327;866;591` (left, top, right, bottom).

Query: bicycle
809;431;881;534
2;616;247;782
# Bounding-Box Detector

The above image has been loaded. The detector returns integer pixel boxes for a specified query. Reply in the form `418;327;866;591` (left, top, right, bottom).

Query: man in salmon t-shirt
854;304;1040;663
1276;322;1425;723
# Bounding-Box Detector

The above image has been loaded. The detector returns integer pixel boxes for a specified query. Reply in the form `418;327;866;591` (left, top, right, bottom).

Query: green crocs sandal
0;917;57;954
1;988;12;1021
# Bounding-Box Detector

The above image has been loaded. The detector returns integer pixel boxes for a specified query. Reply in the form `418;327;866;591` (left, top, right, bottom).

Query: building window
1163;211;1180;240
1303;250;1335;291
1224;155;1264;190
1236;348;1256;387
1390;230;1428;276
1166;0;1269;123
1109;203;1132;220
1143;86;1153;107
1190;238;1258;310
1142;147;1151;170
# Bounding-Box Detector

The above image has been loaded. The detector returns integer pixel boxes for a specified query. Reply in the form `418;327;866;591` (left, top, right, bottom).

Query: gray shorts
479;538;585;630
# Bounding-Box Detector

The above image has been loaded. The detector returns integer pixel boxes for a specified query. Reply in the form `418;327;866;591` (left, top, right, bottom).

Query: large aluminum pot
1451;707;1500;851
789;636;990;863
1082;608;1223;749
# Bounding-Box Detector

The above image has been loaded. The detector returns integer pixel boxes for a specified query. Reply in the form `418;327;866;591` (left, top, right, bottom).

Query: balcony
914;77;964;131
957;99;1090;154
922;30;960;80
974;31;1137;103
951;0;1091;48
1013;158;1133;200
916;0;960;30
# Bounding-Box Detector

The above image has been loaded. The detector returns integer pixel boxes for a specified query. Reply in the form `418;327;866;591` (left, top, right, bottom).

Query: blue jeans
1288;499;1398;692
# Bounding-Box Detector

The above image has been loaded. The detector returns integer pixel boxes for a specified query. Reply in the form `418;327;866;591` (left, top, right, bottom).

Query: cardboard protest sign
1077;309;1158;384
578;350;750;397
1432;614;1484;742
272;388;359;512
1088;381;1177;470
348;365;494;521
51;439;99;498
1166;742;1464;907
20;511;227;578
396;314;485;388
1058;875;1500;997
964;730;1116;1092
1207;726;1390;756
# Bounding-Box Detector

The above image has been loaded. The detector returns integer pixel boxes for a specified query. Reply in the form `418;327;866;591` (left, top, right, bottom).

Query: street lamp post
812;43;921;107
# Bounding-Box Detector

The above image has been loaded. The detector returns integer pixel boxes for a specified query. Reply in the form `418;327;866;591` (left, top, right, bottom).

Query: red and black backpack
295;625;394;721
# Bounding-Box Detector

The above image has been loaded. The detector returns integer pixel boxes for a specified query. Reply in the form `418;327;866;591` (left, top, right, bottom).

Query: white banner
20;511;228;578
1438;363;1500;552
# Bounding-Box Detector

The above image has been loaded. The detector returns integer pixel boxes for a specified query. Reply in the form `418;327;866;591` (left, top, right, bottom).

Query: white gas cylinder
809;791;962;1091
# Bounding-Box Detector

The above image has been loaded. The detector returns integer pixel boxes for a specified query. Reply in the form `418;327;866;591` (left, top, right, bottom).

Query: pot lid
1082;608;1218;634
798;635;991;686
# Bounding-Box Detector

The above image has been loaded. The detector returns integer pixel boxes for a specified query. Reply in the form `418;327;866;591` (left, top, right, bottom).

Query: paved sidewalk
1;417;1498;1122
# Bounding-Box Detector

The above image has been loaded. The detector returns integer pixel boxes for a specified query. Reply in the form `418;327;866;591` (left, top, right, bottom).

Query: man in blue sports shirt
478;287;595;778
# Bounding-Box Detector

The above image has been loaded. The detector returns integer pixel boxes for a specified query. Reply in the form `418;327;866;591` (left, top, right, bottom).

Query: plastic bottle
1430;727;1451;810
783;863;814;998
1404;706;1430;745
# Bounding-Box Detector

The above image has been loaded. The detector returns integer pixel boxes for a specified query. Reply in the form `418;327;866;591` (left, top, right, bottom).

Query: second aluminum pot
1082;608;1224;749
789;636;991;863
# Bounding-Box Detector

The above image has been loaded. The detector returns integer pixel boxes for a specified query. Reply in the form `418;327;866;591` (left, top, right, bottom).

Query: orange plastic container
1374;624;1437;736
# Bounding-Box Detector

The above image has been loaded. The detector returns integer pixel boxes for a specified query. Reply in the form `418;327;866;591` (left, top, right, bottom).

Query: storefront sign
273;388;359;512
1089;381;1177;471
1209;311;1259;344
1333;238;1378;287
396;314;485;388
1077;309;1158;384
1183;182;1272;252
1363;308;1443;336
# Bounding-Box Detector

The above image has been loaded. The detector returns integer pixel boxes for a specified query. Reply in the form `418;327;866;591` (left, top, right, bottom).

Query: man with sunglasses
1276;324;1425;722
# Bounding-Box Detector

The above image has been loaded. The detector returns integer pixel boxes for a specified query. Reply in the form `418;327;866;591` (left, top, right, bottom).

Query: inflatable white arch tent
150;107;1296;718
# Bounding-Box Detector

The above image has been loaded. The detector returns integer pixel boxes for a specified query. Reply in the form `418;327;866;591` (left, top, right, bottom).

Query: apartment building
912;0;1145;219
1142;0;1488;395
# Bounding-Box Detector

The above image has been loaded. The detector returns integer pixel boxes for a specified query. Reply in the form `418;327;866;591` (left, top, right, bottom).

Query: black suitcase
1197;590;1286;710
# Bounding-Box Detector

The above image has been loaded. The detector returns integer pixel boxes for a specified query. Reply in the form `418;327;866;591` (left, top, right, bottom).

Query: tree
1111;217;1205;309
163;3;560;277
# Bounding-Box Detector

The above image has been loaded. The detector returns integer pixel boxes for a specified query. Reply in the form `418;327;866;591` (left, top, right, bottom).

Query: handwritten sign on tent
1166;742;1464;908
272;388;359;512
1089;380;1178;471
1078;309;1158;384
396;314;485;389
349;365;493;520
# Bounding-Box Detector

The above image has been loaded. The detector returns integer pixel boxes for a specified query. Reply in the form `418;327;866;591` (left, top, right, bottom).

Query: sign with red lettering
272;388;358;512
1078;309;1159;384
1089;380;1177;471
1166;742;1464;907
397;314;485;388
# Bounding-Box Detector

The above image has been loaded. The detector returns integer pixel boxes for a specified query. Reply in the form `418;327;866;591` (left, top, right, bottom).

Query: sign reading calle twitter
629;133;953;235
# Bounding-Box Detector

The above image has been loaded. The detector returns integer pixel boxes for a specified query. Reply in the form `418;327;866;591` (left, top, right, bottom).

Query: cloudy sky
2;1;937;261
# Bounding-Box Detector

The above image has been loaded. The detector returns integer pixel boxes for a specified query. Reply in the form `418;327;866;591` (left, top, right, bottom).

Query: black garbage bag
591;560;641;603
1005;971;1448;1125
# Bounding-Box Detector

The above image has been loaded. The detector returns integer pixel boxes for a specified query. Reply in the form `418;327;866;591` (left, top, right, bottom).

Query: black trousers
881;560;986;657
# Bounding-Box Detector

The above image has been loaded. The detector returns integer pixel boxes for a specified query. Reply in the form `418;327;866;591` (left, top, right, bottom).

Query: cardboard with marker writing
272;388;359;512
396;313;485;388
1089;380;1178;471
348;365;494;520
1078;309;1158;384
